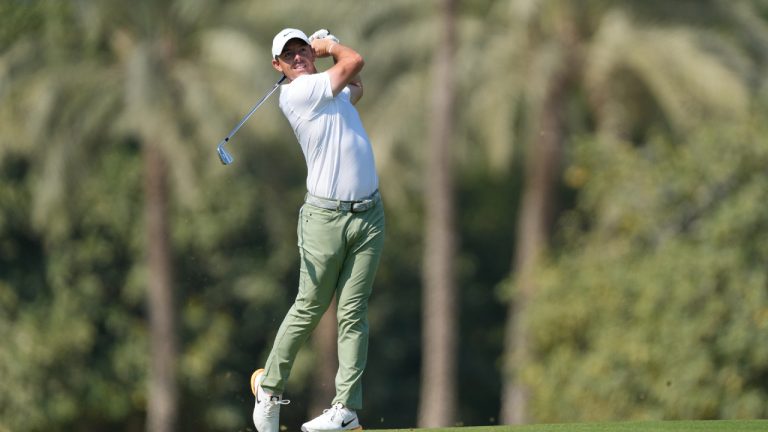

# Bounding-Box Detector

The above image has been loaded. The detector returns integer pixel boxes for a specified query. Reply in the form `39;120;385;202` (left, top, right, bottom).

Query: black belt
305;190;381;213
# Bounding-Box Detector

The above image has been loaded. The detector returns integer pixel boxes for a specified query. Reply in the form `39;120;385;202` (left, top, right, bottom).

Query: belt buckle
352;200;371;213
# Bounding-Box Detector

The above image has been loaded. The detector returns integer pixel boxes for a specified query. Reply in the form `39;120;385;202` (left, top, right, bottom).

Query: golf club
217;75;287;165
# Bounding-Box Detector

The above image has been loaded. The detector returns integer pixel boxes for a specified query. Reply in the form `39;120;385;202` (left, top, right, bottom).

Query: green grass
368;420;768;432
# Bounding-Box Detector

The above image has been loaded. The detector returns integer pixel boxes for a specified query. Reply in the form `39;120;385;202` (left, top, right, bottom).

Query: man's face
272;39;317;81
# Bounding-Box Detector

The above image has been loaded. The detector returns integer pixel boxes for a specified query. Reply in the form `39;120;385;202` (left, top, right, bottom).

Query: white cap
271;28;310;58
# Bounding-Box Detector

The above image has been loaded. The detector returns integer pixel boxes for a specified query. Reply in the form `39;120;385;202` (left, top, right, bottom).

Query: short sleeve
280;72;334;119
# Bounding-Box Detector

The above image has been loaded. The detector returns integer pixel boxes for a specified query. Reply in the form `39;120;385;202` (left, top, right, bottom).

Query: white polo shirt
278;72;379;201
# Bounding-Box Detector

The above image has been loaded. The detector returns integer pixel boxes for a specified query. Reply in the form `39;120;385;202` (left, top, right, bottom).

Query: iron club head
217;139;234;165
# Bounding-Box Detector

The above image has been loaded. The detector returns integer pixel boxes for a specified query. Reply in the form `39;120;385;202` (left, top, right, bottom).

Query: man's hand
309;29;340;58
309;29;339;44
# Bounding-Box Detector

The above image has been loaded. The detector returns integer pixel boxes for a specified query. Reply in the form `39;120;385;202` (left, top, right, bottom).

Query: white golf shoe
301;402;362;432
251;369;290;432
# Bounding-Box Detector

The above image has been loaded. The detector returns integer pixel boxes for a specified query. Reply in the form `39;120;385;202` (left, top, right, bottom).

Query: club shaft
223;75;286;142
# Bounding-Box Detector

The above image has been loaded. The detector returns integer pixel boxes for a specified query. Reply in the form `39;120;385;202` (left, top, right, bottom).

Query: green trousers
261;199;385;410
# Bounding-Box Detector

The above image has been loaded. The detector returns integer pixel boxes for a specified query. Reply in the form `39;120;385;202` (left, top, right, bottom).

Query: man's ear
271;59;282;73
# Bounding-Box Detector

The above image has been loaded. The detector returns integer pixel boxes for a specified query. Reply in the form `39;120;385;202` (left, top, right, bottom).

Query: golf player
250;28;385;432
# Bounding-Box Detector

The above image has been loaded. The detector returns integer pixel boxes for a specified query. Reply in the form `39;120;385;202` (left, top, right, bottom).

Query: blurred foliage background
1;1;767;431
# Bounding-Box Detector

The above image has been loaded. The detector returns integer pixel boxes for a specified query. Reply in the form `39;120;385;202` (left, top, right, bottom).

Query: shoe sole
250;368;265;396
301;427;362;432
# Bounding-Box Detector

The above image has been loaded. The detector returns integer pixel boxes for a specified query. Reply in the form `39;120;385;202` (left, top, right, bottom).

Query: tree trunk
144;142;178;432
309;300;338;416
418;0;458;427
500;56;571;427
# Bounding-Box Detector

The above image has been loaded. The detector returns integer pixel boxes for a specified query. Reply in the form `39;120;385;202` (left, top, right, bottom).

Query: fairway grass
368;420;768;432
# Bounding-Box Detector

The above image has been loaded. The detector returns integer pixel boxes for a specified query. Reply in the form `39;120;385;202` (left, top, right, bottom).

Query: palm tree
480;0;768;424
0;1;280;429
419;0;459;427
503;19;579;426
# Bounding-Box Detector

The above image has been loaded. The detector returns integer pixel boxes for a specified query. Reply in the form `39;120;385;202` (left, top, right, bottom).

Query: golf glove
309;29;340;44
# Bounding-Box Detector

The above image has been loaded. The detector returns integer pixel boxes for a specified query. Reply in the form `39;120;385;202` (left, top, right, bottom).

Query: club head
217;141;234;165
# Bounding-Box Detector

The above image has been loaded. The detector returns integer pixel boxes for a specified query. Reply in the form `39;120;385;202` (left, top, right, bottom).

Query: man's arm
311;38;364;100
347;75;363;105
